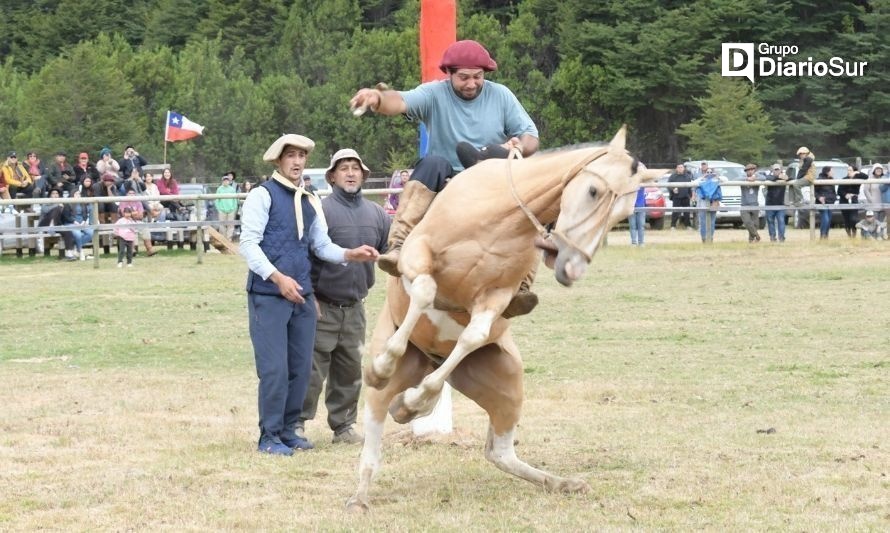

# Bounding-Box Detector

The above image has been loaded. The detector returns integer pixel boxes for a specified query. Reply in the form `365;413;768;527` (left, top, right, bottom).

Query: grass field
1;229;888;531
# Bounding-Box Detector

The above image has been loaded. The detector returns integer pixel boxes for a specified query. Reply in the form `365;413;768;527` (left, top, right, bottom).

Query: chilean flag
165;111;205;142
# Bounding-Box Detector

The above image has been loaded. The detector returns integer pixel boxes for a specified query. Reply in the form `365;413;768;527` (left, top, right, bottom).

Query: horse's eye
588;186;597;199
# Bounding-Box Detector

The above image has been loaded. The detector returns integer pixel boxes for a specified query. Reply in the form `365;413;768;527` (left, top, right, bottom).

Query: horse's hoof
388;392;418;424
345;496;370;514
560;478;590;494
363;363;390;390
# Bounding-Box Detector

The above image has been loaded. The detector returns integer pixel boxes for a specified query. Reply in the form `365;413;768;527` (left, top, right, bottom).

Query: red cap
439;40;497;73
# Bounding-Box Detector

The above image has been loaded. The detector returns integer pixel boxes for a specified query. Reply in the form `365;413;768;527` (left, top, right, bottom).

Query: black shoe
456;142;511;169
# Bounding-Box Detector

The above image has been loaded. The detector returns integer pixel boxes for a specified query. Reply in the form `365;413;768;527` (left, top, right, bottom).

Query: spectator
667;163;693;230
61;188;94;261
36;188;65;254
787;146;816;206
838;166;864;238
1;151;35;206
695;168;723;243
627;186;646;246
741;163;762;243
693;161;709;179
764;164;789;242
350;39;540;317
143;172;163;215
855;211;886;240
113;206;137;267
814;166;837;239
73;152;100;188
156;167;184;217
297;148;390;446
46;151;77;196
118;145;147;179
238;134;378;456
96;147;120;182
24;152;47;196
96;147;121;222
215;173;238;240
118;187;157;257
0;160;8;204
859;165;884;224
384;169;411;213
880;167;890;225
302;175;317;194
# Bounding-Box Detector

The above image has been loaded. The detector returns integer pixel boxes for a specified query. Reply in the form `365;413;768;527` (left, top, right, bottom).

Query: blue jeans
766;209;785;241
698;208;717;241
819;207;831;237
628;210;646;244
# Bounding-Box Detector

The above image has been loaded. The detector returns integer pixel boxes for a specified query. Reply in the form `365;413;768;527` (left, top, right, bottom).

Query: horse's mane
535;142;640;175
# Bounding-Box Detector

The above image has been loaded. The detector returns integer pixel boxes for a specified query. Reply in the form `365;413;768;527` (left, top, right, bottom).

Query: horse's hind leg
347;343;434;513
366;273;436;389
450;338;590;494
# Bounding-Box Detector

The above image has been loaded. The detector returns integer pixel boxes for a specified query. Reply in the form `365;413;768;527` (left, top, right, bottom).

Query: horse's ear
609;125;628;152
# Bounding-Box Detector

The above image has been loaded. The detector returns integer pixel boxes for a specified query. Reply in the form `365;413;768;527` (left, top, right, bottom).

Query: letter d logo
722;43;755;83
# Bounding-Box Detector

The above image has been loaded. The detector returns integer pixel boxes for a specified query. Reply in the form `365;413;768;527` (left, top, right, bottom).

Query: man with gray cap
297;148;390;446
239;134;379;456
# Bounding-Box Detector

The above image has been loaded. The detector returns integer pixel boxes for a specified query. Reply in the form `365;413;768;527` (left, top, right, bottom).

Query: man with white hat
786;146;816;207
855;210;886;239
239;134;379;456
297;148;390;446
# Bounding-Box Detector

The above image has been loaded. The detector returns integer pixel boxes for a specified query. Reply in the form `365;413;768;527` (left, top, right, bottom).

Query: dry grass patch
1;234;888;530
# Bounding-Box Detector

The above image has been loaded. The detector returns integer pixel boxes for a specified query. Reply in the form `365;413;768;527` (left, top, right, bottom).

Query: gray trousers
740;209;760;239
300;300;366;433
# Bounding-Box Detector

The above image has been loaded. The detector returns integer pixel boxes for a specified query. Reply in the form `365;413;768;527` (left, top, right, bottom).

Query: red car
644;185;666;230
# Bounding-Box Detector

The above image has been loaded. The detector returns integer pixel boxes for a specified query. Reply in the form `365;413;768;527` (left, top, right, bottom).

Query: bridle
506;147;638;263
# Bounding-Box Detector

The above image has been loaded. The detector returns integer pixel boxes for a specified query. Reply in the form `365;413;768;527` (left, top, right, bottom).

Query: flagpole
164;111;169;165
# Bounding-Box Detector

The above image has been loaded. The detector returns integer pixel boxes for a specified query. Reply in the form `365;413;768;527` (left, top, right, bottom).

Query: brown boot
378;181;437;276
502;262;539;318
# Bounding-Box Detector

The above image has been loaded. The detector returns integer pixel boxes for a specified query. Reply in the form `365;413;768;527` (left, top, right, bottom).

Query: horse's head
538;126;663;286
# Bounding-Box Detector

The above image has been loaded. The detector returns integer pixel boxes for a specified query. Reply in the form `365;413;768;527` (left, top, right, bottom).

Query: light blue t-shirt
400;80;538;170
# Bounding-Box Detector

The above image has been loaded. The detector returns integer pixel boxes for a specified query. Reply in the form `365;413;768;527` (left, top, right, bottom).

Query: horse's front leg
364;274;436;389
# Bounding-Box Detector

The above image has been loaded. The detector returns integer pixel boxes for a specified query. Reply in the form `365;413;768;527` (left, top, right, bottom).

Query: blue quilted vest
245;180;316;296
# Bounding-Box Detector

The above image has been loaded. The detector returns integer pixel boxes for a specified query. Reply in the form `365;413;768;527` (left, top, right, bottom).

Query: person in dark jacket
667;163;693;229
764;164;789;242
814;166;837;239
118;145;147;179
838;165;864;238
298;148;390;446
239;134;379;456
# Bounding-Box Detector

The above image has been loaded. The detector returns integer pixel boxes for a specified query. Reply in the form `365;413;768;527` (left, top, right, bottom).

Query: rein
505;148;613;263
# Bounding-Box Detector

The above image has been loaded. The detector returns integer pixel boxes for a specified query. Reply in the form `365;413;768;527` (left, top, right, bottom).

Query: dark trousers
300;301;366;433
840;205;859;234
116;238;134;263
410;155;457;193
248;292;317;438
670;197;691;228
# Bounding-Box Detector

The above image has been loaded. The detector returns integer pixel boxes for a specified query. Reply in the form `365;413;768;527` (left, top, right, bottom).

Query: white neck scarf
270;170;325;238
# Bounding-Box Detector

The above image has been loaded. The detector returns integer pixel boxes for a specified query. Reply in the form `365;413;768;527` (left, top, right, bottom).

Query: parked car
302;168;332;196
784;159;847;228
684;160;764;227
644;185;666;229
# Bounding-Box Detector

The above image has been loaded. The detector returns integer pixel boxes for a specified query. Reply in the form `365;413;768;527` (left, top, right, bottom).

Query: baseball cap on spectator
865;210;875;217
771;164;782;170
7;151;16;158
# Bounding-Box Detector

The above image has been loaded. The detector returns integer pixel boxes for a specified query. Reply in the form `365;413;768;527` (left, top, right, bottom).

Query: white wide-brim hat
263;134;315;162
325;148;370;182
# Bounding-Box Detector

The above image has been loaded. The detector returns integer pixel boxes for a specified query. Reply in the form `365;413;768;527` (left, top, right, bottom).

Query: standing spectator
298;148;390;446
118;187;157;256
235;179;252;238
695;168;723;243
47;151;77;195
349;40;540;318
786;146;816;206
814;166;837;239
73;152;100;188
96;147;121;222
214;173;238;240
838;166;864;238
24;152;47;196
859;165;885;224
627;186;646;246
157;167;184;217
1;151;35;204
855;211;886;240
302;175;317;194
113;207;137;267
239;134;379;456
61;188;94;261
741;163;762;243
385;169;411;214
118;145;147;179
880;167;890;225
667;163;693;230
693;161;709;179
764;164;789;242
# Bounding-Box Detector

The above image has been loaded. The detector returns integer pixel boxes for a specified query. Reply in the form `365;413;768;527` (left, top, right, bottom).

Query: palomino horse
346;127;662;511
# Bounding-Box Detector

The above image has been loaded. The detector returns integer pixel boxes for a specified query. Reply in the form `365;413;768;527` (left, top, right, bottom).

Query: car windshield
711;166;745;180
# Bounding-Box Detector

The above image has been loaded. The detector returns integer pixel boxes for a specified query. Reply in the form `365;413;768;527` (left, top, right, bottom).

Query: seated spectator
118;187;158;256
118;145;147;179
1;151;36;204
61;188;94;260
25;152;47;196
119;166;145;196
143;172;163;215
156;167;184;217
73;152;100;188
856;211;887;240
46;151;76;196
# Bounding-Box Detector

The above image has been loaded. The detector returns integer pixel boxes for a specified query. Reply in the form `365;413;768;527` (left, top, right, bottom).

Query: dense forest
1;0;887;179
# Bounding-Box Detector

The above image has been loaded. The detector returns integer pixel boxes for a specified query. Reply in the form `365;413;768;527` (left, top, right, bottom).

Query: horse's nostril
588;186;597;199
